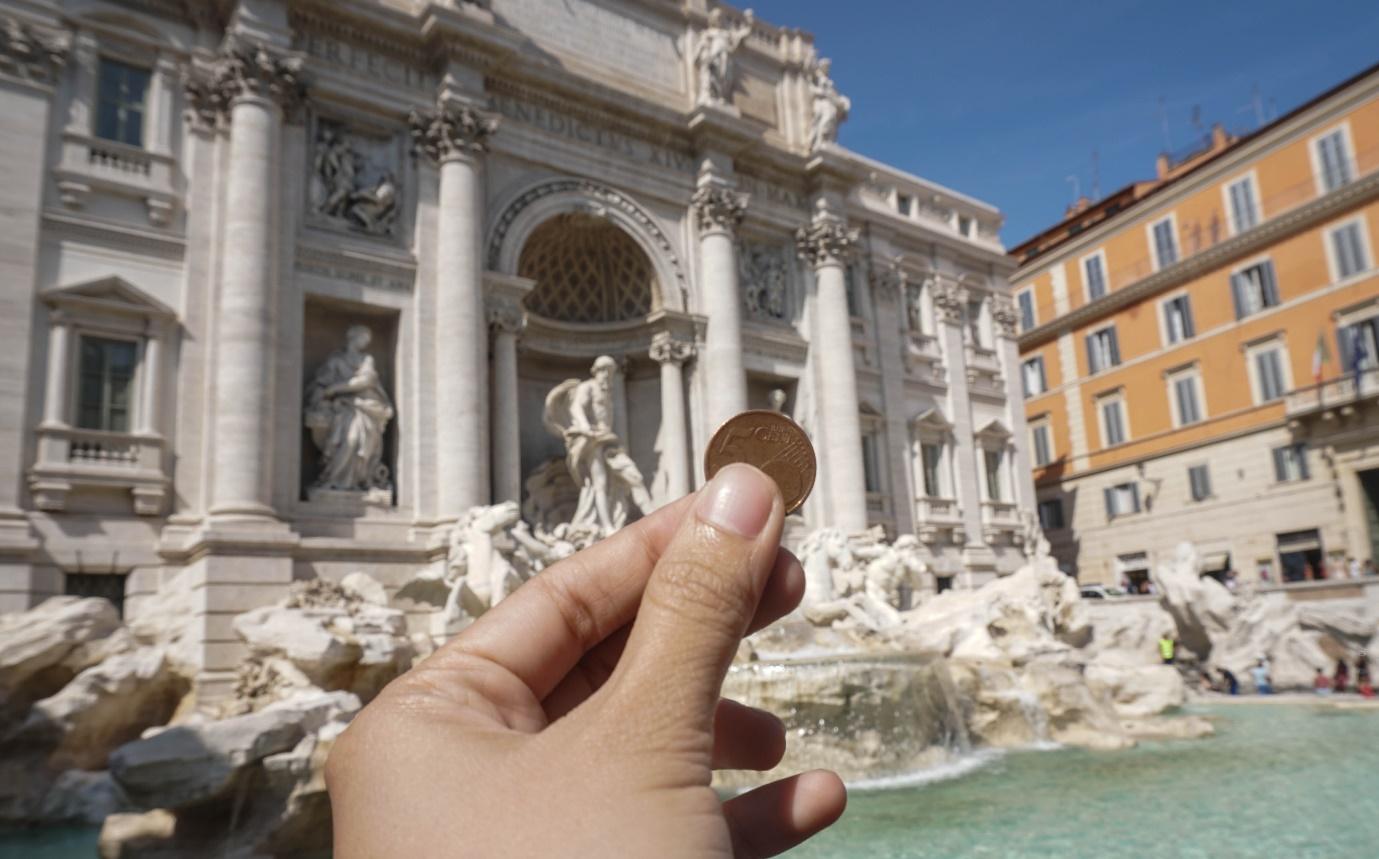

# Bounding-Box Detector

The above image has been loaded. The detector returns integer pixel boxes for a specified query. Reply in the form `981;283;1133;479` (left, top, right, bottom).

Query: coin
704;410;816;514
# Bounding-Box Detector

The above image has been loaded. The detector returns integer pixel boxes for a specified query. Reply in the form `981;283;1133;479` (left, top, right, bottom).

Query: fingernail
696;463;773;538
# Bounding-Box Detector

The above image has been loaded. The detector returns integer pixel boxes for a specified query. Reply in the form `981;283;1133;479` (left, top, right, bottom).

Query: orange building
1012;64;1379;588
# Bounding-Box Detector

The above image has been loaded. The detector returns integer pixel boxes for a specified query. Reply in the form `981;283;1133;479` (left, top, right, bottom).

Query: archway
518;213;657;324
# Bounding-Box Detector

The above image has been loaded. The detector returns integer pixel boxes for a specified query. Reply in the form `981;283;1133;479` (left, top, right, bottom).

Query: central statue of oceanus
543;356;653;534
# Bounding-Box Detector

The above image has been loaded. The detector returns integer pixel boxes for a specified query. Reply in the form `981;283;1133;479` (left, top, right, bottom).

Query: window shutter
1262;261;1279;307
1108;329;1121;365
1272;446;1286;482
1182;298;1196;338
1086;334;1098;374
1038;359;1048;391
1296;445;1310;481
1104;486;1116;519
1230;274;1246;319
1130;483;1141;513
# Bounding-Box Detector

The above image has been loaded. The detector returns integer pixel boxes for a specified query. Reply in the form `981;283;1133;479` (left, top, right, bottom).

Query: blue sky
747;0;1379;246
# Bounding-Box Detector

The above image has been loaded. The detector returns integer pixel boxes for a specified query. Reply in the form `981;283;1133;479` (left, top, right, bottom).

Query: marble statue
1020;510;1052;562
695;8;754;106
304;325;394;498
807;58;850;151
543;356;653;535
799;527;928;631
768;388;788;413
311;125;398;237
443;502;524;621
740;242;788;321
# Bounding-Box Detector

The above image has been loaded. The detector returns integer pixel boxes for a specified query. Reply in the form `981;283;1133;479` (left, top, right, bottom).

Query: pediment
912;406;952;431
976;418;1012;439
42;277;176;320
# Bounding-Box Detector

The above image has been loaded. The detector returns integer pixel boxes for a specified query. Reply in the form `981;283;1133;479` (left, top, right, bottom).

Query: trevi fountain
2;357;1377;857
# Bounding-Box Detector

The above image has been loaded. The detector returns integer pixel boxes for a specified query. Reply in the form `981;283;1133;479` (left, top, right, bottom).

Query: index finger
430;493;696;700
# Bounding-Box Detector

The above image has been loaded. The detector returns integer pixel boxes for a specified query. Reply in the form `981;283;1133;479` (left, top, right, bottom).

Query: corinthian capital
487;300;526;336
409;102;499;164
690;187;747;236
930;277;967;325
794;217;858;269
211;39;307;115
649;332;695;366
989;292;1020;338
0;17;67;86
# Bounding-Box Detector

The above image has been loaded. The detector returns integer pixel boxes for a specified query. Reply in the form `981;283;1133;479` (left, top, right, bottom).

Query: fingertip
696;463;781;539
793;769;847;832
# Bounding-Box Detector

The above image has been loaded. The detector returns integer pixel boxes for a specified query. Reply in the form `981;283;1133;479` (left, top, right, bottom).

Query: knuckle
648;553;752;632
529;569;607;653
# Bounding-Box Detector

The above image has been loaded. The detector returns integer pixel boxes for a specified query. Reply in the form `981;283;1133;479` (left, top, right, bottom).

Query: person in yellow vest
1159;633;1177;665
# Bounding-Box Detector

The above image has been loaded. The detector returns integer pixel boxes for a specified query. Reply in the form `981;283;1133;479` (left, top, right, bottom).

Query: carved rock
0;597;121;716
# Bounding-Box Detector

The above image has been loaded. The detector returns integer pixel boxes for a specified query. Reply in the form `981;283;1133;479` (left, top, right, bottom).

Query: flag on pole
1312;331;1331;384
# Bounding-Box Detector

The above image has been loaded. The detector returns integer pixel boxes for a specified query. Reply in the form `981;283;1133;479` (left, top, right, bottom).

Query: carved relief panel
307;116;404;240
737;239;792;323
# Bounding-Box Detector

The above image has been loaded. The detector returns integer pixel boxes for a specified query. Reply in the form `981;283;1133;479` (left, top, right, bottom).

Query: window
1162;294;1195;345
1082;252;1107;300
920;442;944;498
95;58;151;147
1104;481;1142;518
1037;498;1065;531
861;431;882;493
844;265;861;317
966;298;985;346
77;336;138;432
1150;217;1179;269
1230;259;1279;320
1328;220;1369;281
1188;464;1212;502
1340;317;1379;373
1167;367;1204;427
1098;393;1127;447
1272;443;1309;483
1021;356;1047;398
65;572;129;618
1086;326;1121;374
1017;290;1036;332
958;215;973;237
983;449;1004;501
1315;128;1353;192
1030;421;1053;467
1225;176;1259;234
1249;343;1288;403
897;194;912;217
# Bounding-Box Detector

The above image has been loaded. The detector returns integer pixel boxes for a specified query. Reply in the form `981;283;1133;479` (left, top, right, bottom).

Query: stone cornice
1017;168;1379;350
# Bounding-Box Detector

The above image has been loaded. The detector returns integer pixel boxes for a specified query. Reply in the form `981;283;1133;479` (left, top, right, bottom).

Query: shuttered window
1086;326;1121;374
1188;465;1212;502
1330;221;1368;280
1316;129;1352;192
1230;260;1280;320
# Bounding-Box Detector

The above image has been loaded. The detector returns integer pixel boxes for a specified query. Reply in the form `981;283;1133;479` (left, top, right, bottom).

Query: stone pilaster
206;41;304;519
410;100;499;518
691;185;749;430
796;216;868;533
650;332;696;501
488;299;525;505
931;277;988;566
991;292;1037;517
869;260;916;534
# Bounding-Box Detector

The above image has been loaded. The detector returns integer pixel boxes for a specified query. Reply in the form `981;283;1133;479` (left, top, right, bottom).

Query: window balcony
981;499;1020;542
903;332;946;383
52;131;178;225
915;495;964;544
965;344;1006;398
30;426;167;515
1285;367;1379;421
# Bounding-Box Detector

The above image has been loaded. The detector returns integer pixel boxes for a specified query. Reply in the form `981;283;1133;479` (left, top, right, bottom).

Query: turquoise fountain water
2;701;1375;858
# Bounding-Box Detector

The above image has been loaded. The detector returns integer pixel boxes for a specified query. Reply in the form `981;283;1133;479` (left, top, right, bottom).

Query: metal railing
1285;366;1379;417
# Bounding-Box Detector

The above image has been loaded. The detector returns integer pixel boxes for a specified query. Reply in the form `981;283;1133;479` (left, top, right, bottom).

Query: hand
326;464;845;856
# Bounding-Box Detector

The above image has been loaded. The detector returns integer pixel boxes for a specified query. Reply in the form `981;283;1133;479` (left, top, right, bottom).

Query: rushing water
791;700;1379;858
2;701;1375;859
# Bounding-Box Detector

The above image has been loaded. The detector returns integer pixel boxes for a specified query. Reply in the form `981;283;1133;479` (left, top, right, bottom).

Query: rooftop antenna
1091;148;1101;200
1065;174;1081;205
1157;96;1172;152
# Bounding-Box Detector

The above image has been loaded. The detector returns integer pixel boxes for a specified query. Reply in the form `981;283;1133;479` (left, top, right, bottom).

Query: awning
1277;530;1322;553
1201;551;1231;573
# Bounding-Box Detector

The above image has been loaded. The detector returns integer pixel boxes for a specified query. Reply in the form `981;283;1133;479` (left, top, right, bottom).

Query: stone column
411;101;498;518
488;300;525;505
691;186;749;430
797;217;868;533
137;333;162;436
932;278;986;552
991;293;1037;516
206;44;304;519
40;314;71;430
870;261;916;534
650;333;695;500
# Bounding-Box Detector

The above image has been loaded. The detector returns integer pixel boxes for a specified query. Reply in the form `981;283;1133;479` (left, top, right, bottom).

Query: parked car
1079;584;1115;599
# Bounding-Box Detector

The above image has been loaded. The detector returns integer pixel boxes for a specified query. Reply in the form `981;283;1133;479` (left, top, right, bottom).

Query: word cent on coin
704;410;817;514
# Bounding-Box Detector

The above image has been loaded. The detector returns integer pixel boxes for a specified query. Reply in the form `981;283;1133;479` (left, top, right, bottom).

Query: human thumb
607;463;784;738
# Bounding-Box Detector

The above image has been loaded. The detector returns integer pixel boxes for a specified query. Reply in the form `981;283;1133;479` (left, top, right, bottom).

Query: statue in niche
304;325;394;500
543;356;653;535
905;280;927;334
311;124;398;237
808;58;850;151
739;242;789;321
695;8;754;106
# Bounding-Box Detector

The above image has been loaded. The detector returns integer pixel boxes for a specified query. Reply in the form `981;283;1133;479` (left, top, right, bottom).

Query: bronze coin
704;410;816;514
